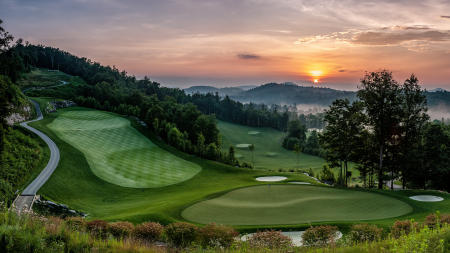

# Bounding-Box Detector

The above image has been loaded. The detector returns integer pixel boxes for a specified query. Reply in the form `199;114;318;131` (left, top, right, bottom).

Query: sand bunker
288;181;311;185
248;131;261;135
409;195;444;202
255;176;287;182
242;231;342;246
236;144;251;149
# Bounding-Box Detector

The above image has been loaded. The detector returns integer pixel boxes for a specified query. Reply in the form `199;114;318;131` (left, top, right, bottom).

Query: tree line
320;71;449;191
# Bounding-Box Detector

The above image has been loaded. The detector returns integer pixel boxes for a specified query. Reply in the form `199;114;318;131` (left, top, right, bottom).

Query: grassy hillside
30;105;315;224
47;108;201;188
17;68;86;90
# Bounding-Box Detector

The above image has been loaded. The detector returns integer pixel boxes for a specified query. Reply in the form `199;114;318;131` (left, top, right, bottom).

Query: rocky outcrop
5;104;33;125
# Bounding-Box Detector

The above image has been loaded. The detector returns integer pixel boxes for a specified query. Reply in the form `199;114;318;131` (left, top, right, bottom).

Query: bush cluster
348;223;383;243
247;230;292;249
302;225;339;247
133;222;163;242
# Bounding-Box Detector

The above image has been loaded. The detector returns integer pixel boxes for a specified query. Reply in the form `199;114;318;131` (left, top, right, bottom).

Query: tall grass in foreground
1;209;449;252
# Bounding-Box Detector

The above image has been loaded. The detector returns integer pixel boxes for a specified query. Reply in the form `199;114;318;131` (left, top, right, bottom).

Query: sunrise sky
1;0;450;90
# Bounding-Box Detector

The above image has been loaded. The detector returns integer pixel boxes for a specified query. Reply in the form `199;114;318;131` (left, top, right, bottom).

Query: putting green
48;109;201;188
182;185;412;225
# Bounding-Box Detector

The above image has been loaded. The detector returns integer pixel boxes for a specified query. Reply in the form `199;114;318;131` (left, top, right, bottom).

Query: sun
314;79;319;84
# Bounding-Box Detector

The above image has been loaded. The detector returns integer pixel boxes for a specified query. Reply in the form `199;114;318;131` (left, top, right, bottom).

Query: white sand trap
264;152;277;157
409;195;444;202
288;181;311;185
236;144;251;149
255;176;287;182
241;231;342;246
248;131;261;135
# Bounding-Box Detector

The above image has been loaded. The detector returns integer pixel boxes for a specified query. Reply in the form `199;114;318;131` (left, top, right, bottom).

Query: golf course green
47;108;201;188
218;120;325;170
182;185;413;225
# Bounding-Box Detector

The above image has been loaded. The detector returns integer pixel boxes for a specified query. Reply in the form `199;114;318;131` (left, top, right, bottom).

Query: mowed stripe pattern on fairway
182;185;412;225
48;109;201;188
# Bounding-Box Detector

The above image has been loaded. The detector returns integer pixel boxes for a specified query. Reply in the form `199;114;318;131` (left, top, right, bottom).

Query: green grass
30;105;315;224
28;104;450;230
46;108;201;188
182;185;413;225
218;120;357;178
18;68;86;90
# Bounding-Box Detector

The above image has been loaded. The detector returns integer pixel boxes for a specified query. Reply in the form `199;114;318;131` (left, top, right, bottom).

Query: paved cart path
13;100;60;213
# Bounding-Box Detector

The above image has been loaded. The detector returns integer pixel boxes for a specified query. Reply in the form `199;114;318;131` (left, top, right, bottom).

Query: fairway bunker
288;181;311;185
409;195;444;202
264;152;277;157
256;176;287;182
236;144;251;149
248;131;261;135
241;231;343;246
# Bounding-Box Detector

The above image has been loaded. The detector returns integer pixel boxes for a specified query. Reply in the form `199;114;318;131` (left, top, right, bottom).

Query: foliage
283;120;307;150
198;223;238;248
165;222;198;248
109;221;134;238
348;223;383;243
319;164;335;184
134;222;164;242
247;230;292;249
391;220;419;238
302;225;339;247
86;220;108;239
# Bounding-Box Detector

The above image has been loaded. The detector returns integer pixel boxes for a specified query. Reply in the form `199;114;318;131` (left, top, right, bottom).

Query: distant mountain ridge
184;82;450;109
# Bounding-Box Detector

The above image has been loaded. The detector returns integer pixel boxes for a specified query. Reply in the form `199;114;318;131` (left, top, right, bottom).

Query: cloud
352;30;450;45
441;15;450;19
338;69;346;72
237;53;261;60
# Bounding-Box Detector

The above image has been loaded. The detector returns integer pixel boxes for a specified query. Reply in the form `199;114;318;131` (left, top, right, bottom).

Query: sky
1;0;450;90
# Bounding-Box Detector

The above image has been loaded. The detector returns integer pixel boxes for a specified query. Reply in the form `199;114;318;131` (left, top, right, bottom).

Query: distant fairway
182;185;412;225
47;108;201;188
218;120;326;171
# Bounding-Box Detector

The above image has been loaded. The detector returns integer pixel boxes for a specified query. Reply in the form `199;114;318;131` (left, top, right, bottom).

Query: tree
249;144;255;168
320;99;365;187
293;143;301;168
357;71;403;189
283;120;306;150
0;76;13;154
228;145;235;164
0;19;14;53
398;75;429;189
304;130;321;156
422;123;450;191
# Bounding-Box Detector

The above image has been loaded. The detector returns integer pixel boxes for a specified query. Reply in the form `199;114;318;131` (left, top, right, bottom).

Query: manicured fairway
218;120;326;171
47;108;201;188
182;185;413;225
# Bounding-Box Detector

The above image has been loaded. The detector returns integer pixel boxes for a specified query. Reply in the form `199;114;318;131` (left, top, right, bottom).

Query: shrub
390;220;417;238
425;214;438;228
348;223;383;243
248;230;292;249
440;214;450;225
86;220;108;239
165;222;198;248
109;221;134;238
134;222;164;242
65;217;86;232
198;223;238;248
302;225;339;247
